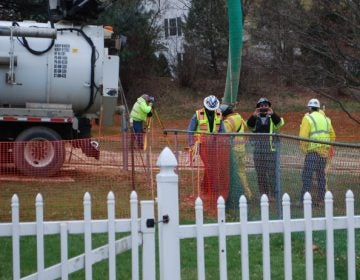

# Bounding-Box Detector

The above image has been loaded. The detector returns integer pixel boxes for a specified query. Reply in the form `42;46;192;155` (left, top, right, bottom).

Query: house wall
144;0;190;68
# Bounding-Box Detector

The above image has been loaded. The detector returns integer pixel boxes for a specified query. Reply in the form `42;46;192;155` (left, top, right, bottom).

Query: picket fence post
36;194;45;279
84;192;92;280
346;190;355;280
60;222;69;280
107;191;116;280
282;193;292;280
304;192;313;280
218;196;227;280
325;191;335;280
141;200;156;280
261;194;270;280
130;191;139;280
240;195;249;280
156;147;180;280
195;197;205;280
11;194;20;280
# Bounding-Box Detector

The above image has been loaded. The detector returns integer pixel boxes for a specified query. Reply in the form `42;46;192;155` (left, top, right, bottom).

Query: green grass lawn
0;129;359;279
1;230;359;279
1;153;359;279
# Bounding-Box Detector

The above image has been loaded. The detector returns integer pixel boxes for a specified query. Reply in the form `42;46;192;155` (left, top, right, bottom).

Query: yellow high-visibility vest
305;111;331;152
194;108;222;143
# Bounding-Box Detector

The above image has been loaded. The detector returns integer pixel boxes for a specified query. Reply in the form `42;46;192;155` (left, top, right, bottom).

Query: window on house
164;17;183;38
169;18;177;36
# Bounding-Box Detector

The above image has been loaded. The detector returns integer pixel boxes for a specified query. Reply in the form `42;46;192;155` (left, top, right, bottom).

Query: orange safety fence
0;131;359;222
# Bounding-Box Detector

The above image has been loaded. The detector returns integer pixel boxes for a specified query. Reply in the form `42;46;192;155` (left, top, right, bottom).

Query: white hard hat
307;98;320;108
203;95;220;111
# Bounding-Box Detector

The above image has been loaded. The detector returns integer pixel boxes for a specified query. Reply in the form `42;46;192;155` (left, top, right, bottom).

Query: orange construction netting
0;131;359;222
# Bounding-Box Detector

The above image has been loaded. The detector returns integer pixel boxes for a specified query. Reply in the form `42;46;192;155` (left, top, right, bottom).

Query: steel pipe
0;26;57;39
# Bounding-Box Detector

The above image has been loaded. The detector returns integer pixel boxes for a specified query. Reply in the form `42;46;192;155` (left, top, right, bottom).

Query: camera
260;108;268;113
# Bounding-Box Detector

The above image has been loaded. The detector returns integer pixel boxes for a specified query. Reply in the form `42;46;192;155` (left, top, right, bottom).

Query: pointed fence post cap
157;147;177;167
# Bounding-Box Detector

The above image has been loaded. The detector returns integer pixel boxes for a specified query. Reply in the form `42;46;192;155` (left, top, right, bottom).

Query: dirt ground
123;77;360;141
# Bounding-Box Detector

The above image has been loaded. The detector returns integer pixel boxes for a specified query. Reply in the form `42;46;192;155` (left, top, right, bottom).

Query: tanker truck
0;19;120;176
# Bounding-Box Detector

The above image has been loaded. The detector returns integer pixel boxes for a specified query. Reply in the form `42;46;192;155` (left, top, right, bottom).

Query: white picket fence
0;147;359;280
0;192;156;280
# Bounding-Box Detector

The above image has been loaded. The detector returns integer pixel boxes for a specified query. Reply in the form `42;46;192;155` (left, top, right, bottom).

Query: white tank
0;21;106;114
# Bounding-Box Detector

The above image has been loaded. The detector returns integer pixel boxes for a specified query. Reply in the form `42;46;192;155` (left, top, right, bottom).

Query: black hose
12;23;98;113
12;21;55;55
57;27;97;113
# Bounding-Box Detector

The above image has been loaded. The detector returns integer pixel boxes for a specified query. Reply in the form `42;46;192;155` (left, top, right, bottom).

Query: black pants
253;151;276;197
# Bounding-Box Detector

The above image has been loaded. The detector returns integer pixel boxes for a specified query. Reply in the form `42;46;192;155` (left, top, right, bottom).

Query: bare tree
0;0;48;21
240;0;360;124
247;0;360;99
0;0;117;22
184;0;228;77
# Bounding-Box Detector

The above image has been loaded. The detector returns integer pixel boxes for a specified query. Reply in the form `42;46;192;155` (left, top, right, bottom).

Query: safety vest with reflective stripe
130;97;152;122
224;113;246;152
247;115;284;152
223;113;244;133
305;111;331;152
195;108;222;143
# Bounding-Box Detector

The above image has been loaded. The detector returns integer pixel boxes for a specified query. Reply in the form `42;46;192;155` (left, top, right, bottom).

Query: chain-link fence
0;132;359;222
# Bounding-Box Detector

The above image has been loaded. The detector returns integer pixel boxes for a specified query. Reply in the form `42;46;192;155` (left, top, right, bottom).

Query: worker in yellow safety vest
220;104;252;199
188;95;226;202
299;98;336;203
130;94;154;149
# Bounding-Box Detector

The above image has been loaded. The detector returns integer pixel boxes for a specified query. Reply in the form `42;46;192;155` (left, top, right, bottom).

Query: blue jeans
301;152;326;201
132;120;144;149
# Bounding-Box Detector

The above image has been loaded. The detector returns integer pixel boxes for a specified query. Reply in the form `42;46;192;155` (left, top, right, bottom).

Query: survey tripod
129;107;170;194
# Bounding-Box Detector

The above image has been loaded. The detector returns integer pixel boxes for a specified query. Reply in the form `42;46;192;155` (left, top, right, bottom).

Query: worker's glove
189;142;200;158
147;111;153;117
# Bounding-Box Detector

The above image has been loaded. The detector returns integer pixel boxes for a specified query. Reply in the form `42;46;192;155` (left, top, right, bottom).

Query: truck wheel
13;127;65;177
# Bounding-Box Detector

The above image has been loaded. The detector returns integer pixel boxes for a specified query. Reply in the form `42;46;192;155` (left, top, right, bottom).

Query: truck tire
13;127;65;177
